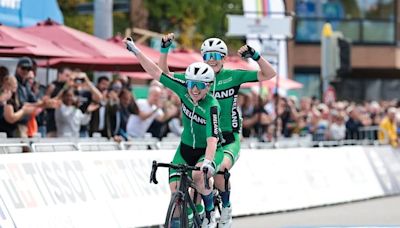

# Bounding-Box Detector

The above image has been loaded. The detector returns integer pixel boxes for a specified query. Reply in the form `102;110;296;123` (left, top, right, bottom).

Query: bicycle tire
164;192;188;228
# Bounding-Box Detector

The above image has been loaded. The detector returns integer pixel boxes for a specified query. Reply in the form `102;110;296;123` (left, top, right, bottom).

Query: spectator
0;76;35;137
378;107;398;147
0;65;9;82
45;67;72;137
147;87;179;139
14;57;40;137
345;106;363;139
89;76;111;137
114;89;139;139
55;88;96;137
126;86;166;138
70;70;103;137
328;110;346;140
166;92;183;136
109;79;123;95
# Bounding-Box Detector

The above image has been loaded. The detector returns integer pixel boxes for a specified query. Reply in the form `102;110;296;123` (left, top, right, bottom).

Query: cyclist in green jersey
124;37;223;228
159;33;277;227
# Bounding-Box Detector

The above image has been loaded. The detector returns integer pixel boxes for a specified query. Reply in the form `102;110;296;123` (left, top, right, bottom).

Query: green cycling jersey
174;68;258;133
160;73;222;148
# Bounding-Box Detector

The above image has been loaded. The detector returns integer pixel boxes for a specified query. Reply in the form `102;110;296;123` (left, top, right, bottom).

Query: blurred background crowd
1;56;399;147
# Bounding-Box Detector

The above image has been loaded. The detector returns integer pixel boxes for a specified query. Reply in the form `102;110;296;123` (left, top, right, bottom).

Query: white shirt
55;104;91;137
329;122;346;140
126;99;163;138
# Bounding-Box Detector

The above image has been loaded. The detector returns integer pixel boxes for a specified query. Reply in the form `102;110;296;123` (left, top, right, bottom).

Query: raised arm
158;33;175;75
238;45;277;81
124;37;163;81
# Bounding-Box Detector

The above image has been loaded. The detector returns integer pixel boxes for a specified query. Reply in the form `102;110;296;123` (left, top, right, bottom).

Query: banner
0;151;175;228
363;146;400;195
242;0;289;80
0;146;398;227
230;146;384;215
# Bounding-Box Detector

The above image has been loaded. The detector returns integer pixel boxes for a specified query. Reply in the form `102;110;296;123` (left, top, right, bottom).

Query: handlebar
150;160;230;190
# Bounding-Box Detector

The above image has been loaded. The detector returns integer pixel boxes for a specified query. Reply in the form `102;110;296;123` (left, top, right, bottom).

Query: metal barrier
0;143;31;153
0;125;394;151
31;142;79;152
78;142;121;152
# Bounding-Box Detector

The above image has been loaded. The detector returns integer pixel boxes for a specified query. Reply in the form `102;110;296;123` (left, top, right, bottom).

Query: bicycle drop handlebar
150;160;230;190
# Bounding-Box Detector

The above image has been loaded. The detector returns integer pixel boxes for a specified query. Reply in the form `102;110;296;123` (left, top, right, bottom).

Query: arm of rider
237;44;277;82
124;37;163;81
158;33;175;75
202;137;218;176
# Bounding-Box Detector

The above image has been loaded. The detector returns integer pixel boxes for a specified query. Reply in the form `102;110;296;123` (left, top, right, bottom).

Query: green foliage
58;0;94;34
113;12;130;36
58;0;245;51
144;0;244;51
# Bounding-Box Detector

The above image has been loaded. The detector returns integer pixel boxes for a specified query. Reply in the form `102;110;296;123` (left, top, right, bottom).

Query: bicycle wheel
165;192;188;228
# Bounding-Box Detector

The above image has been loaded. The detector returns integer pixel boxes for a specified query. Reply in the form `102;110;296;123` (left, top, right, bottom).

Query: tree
143;0;243;51
58;0;94;34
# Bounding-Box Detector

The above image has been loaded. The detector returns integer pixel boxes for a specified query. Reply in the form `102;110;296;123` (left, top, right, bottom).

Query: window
295;0;396;44
294;73;321;99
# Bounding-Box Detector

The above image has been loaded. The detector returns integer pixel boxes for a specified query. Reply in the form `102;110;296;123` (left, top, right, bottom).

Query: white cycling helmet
185;62;215;83
201;38;228;56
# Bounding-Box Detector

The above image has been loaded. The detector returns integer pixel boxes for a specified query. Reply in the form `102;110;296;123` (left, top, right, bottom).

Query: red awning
0;24;88;58
23;19;144;71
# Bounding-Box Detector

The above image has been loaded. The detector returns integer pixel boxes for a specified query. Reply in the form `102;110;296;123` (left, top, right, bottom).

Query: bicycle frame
150;161;230;228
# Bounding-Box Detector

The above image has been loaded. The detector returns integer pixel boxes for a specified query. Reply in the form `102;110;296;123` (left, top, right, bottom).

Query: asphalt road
232;195;400;228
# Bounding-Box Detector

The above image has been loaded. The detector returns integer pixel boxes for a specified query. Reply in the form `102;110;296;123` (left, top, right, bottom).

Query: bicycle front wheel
164;192;188;228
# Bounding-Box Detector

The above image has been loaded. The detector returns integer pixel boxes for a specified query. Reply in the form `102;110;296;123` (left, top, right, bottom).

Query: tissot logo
181;103;206;125
214;88;235;99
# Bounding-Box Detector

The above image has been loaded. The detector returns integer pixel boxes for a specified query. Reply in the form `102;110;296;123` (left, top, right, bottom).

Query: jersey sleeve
232;70;258;84
173;72;186;81
159;73;187;97
205;104;220;139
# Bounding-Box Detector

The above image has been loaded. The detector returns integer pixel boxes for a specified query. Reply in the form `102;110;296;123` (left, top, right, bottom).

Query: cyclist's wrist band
160;46;170;54
252;52;260;61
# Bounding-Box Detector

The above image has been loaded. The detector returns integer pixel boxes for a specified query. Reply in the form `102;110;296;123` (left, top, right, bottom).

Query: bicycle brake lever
203;167;210;190
150;161;159;184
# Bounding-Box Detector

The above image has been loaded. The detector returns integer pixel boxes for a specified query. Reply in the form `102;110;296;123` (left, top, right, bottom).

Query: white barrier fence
0;146;399;227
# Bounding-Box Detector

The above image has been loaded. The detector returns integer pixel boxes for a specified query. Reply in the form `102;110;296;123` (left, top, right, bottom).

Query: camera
74;78;84;84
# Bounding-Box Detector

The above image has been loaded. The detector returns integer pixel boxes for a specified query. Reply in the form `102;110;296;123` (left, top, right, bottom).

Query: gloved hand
201;159;215;176
124;37;140;55
238;44;260;61
161;33;174;53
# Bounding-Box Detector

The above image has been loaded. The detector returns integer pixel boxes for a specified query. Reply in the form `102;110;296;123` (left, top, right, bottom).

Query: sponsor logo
217;78;233;85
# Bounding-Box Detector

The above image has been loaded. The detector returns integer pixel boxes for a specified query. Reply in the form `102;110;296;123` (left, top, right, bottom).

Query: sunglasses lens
203;52;223;61
187;81;207;90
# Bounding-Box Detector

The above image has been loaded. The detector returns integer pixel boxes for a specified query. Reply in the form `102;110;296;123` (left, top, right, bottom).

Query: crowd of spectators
1;57;399;147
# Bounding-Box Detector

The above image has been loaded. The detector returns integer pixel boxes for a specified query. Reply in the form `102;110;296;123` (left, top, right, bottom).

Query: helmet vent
194;67;200;75
201;67;209;75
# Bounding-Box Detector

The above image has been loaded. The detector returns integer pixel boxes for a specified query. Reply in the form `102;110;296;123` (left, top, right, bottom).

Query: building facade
286;0;399;102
